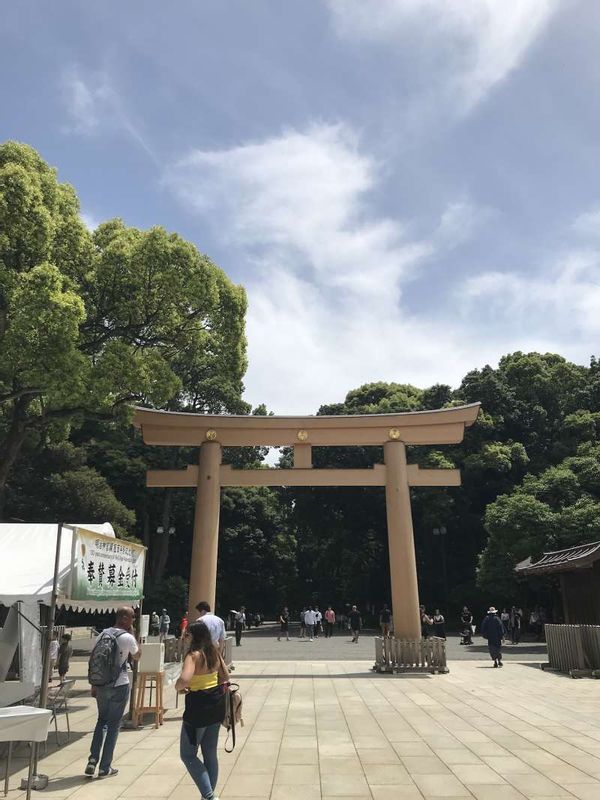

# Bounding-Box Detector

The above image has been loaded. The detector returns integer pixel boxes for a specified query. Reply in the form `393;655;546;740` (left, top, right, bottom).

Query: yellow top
189;671;218;691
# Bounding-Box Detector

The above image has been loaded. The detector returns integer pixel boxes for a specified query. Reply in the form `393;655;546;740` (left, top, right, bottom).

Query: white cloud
60;65;155;160
461;250;600;338
572;207;600;237
166;123;598;413
166;124;497;412
167;124;434;299
327;0;561;113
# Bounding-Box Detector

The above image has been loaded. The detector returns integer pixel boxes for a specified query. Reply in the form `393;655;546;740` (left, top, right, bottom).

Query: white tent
0;523;122;612
0;522;132;695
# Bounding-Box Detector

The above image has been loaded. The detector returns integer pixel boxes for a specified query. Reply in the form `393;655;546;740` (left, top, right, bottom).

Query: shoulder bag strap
224;683;240;753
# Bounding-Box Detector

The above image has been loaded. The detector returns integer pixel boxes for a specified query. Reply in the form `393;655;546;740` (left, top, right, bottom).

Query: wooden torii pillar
134;403;479;639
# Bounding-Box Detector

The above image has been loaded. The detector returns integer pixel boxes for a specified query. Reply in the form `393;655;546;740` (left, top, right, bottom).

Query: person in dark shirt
278;607;290;642
432;609;446;639
510;606;522;644
460;607;473;645
349;606;362;643
420;605;433;639
481;607;504;668
379;605;392;638
58;633;73;681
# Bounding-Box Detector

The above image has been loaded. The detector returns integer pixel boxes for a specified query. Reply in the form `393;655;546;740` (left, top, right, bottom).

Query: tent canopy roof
0;523;131;613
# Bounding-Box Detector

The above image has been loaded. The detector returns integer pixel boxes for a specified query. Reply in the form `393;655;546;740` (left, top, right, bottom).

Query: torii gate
134;403;479;639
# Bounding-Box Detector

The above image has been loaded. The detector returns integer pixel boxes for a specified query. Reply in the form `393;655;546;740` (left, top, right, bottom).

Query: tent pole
127;600;143;723
38;521;63;710
30;522;62;783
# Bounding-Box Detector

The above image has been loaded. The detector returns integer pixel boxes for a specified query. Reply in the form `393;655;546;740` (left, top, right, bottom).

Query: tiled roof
515;541;600;575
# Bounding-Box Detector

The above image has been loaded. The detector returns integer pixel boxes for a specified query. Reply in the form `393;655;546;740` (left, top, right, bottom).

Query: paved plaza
5;652;600;800
231;624;549;662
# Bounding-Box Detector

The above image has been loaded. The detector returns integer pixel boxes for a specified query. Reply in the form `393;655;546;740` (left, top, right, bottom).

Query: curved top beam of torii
133;402;480;448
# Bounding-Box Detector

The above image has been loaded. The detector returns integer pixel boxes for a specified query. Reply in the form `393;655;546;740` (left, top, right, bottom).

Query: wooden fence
374;636;448;674
543;624;600;678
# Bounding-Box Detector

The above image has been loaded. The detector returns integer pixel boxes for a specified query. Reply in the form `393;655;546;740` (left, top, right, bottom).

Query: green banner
71;527;146;602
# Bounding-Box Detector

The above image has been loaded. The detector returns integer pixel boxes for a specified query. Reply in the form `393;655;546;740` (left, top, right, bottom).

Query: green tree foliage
216;487;297;613
0;142;247;515
479;441;600;598
290;353;600;620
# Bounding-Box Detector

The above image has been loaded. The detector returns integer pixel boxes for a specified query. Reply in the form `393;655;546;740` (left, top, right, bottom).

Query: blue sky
3;0;600;413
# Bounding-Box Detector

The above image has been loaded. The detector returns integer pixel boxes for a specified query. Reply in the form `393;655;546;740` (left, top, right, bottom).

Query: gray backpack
88;630;126;687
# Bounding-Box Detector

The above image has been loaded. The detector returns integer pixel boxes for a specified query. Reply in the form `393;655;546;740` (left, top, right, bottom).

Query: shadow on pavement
463;644;548;655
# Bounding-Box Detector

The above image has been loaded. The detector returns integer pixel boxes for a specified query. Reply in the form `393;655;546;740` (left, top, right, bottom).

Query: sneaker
84;759;97;777
498;660;503;667
493;660;498;668
98;768;118;778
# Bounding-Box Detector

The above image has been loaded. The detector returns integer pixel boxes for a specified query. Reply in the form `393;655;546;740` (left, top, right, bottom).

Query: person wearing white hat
481;607;504;667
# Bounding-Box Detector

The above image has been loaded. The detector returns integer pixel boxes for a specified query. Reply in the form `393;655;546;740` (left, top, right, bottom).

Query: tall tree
0;142;248;525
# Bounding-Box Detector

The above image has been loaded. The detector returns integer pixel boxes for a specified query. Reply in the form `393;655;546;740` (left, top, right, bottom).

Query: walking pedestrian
177;612;189;660
500;608;510;638
349;605;362;643
58;633;73;681
432;609;446;639
176;621;230;800
379;604;392;638
278;607;290;641
460;606;473;645
299;608;307;638
324;606;336;638
314;607;322;638
304;607;316;641
159;608;171;642
481;606;504;668
85;606;141;778
509;606;521;644
234;607;246;646
420;606;433;639
151;610;160;637
195;601;226;653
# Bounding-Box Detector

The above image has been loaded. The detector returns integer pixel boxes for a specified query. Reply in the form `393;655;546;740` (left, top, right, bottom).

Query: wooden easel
132;672;164;728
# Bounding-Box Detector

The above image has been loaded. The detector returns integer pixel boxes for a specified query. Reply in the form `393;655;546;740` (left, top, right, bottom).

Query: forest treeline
2;142;599;622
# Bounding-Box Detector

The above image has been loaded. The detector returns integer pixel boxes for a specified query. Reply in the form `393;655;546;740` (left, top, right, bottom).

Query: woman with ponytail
176;621;229;800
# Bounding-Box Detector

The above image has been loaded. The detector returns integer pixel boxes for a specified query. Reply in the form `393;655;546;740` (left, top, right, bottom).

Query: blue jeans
180;721;220;799
89;684;130;771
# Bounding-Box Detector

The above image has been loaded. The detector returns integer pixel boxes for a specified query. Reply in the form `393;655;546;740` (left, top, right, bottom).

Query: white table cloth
0;706;52;743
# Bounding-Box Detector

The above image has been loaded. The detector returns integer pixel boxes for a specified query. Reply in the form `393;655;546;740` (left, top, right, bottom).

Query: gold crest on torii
134;403;480;640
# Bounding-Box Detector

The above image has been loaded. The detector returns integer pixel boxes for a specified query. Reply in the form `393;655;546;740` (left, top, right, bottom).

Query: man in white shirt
234;607;246;646
85;607;141;778
304;607;317;641
194;600;226;652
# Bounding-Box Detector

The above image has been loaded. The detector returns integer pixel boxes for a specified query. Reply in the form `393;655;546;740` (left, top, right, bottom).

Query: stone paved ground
5;654;600;800
231;623;548;662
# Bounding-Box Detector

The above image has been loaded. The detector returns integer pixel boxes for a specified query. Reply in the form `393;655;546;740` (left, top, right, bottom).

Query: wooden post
188;442;222;618
559;573;570;624
384;441;421;640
